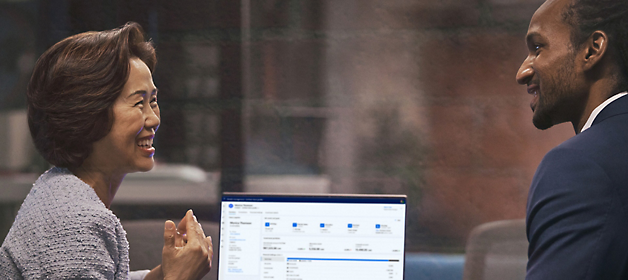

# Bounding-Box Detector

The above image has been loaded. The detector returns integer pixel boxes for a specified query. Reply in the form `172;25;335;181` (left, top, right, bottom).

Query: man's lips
527;84;539;94
527;84;539;112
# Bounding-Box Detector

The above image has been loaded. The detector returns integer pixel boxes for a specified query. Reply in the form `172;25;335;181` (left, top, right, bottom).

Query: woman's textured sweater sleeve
0;167;131;279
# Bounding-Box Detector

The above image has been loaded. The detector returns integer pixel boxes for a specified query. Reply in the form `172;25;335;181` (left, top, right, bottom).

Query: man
517;0;628;279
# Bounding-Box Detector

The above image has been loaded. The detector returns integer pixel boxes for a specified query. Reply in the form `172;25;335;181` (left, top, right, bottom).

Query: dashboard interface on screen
218;193;407;280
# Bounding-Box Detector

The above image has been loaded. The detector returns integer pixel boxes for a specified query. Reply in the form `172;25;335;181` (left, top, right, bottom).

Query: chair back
462;219;528;280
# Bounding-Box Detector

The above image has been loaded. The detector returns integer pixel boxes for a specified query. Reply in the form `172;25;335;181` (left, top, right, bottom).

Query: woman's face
90;57;160;174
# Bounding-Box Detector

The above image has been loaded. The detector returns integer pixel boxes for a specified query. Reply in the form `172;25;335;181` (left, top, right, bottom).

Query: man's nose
516;57;534;85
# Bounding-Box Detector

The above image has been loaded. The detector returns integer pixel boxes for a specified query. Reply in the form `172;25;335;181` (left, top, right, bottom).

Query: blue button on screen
293;223;297;227
376;224;381;229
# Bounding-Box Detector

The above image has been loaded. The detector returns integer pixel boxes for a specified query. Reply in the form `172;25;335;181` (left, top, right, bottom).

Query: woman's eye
150;98;158;107
134;100;143;107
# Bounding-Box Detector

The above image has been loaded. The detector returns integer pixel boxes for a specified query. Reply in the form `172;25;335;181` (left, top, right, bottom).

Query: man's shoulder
540;119;628;182
529;122;628;212
526;116;628;280
546;119;628;162
530;139;614;204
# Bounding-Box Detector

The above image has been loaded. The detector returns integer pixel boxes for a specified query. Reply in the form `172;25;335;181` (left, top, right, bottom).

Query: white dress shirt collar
580;92;628;133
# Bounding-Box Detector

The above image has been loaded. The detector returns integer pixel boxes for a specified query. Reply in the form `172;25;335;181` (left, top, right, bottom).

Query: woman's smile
137;135;155;156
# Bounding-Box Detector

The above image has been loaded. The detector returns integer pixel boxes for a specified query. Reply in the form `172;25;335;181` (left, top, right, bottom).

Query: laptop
218;192;407;280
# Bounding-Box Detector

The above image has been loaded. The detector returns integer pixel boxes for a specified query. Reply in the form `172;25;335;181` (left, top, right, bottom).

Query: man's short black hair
563;0;628;88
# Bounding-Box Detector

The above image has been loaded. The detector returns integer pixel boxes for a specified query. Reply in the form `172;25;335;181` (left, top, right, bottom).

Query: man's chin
532;114;554;130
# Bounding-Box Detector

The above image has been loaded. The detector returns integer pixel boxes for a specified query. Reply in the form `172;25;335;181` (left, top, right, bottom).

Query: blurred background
0;0;574;278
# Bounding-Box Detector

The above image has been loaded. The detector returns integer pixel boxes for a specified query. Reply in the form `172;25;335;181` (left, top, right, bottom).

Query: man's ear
582;30;608;71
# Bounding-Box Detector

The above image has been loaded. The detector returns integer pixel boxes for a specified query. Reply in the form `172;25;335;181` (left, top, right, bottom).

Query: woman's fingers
185;210;206;244
205;236;213;267
175;211;190;247
163;220;177;250
177;211;189;234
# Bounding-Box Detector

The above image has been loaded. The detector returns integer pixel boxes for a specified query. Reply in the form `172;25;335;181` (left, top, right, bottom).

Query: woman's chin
134;159;155;173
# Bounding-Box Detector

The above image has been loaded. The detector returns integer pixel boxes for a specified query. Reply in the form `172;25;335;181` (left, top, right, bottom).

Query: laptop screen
218;192;407;280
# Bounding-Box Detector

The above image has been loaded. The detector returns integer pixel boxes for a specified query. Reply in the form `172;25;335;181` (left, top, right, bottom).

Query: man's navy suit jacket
526;95;628;279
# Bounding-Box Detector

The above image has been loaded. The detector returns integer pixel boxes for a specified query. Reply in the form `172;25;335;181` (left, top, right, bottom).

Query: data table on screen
285;258;402;280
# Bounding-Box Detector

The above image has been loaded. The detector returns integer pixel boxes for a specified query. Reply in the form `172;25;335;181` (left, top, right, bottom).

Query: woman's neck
68;165;125;208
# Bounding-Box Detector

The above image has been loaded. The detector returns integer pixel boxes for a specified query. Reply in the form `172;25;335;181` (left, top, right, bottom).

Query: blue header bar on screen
222;193;406;204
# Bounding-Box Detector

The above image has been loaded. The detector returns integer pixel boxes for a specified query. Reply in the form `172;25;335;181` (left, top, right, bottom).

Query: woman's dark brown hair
27;22;156;168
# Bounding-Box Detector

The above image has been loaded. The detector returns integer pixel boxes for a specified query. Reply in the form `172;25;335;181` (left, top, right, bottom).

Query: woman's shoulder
34;167;99;198
27;167;107;209
13;167;121;235
2;168;129;279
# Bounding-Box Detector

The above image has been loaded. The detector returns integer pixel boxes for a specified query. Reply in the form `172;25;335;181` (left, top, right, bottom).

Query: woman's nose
145;107;160;132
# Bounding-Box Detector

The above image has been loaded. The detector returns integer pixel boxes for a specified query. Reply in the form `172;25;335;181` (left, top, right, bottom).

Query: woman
0;22;212;280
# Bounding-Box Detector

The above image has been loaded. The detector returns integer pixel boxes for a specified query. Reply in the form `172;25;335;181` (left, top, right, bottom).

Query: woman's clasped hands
157;209;213;280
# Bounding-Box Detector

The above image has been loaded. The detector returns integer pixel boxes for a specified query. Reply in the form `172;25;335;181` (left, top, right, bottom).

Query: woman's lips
137;136;155;156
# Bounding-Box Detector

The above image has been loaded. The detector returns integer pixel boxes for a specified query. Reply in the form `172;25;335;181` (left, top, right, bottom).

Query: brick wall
315;0;574;250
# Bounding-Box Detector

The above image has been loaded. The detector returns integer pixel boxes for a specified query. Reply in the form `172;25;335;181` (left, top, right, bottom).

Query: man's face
516;0;587;130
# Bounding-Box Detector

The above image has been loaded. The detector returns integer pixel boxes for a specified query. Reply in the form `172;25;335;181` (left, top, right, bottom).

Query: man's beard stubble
532;56;578;130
